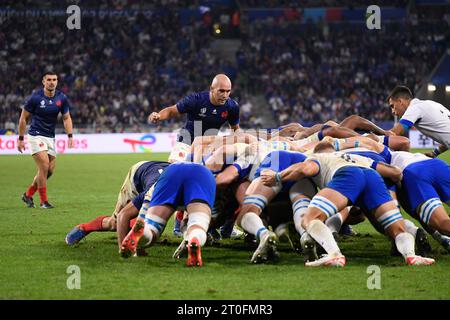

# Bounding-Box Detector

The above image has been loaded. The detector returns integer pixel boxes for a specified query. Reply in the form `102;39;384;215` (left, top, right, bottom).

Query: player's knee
187;211;211;233
308;195;339;221
242;195;268;214
376;208;403;233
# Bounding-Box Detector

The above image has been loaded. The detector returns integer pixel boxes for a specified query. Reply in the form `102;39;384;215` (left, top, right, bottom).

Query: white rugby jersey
307;152;374;189
389;151;430;171
400;98;450;148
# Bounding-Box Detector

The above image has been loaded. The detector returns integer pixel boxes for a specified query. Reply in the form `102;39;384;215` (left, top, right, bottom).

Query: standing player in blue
18;72;74;209
120;162;216;267
149;74;240;236
148;74;240;144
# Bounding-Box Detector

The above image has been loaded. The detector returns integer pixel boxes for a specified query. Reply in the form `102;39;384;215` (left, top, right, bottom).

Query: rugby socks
325;212;343;234
25;184;37;198
79;215;109;234
394;232;415;258
403;219;418;238
240;212;268;241
38;187;48;203
187;228;207;247
306;219;342;257
292;198;310;236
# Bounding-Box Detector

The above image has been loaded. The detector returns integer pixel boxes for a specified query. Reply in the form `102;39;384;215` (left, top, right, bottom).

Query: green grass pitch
0;151;449;299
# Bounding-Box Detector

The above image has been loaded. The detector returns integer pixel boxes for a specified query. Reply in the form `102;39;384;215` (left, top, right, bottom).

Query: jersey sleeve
176;93;198;114
399;103;423;128
61;94;71;114
228;101;240;126
22;94;36;114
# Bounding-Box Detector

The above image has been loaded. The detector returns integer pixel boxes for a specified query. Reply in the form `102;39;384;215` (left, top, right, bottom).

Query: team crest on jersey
199;108;207;117
221;111;228;119
56;100;62;107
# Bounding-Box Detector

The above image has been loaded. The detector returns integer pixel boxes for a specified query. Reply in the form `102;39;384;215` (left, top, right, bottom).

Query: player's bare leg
120;204;172;258
372;201;435;266
30;151;53;208
301;188;348;267
417;199;450;237
236;178;279;264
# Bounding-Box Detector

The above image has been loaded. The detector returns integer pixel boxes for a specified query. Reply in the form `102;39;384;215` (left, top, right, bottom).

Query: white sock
325;212;343;234
395;232;415;258
241;212;268;240
403;219;418;238
187;228;207;246
142;224;154;247
306;220;341;257
293;210;306;236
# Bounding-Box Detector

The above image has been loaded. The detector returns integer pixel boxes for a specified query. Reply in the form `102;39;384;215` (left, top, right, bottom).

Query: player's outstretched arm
374;162;403;183
424;144;448;158
17;109;31;153
148;105;180;123
260;160;319;186
215;165;239;188
63;113;74;148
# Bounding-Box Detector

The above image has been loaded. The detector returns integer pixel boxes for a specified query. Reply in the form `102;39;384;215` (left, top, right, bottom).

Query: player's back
133;161;170;193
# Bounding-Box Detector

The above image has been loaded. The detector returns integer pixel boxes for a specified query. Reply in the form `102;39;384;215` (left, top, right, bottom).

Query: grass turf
0;151;449;299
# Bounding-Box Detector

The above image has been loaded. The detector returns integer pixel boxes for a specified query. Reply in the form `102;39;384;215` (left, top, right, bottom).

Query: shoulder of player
226;98;239;108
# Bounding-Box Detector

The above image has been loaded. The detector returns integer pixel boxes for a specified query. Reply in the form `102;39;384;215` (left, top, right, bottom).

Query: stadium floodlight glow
446;85;450;92
427;84;436;92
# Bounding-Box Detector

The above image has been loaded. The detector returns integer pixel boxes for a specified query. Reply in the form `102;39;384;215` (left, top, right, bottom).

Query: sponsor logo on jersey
212;109;217;115
40;100;46;108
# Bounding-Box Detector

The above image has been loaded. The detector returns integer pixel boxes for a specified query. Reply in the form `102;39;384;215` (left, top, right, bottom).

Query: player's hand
424;151;436;158
260;169;277;187
148;112;160;124
17;140;25;153
68;137;74;148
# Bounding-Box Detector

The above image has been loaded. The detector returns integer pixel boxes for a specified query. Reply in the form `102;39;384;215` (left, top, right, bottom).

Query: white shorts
115;161;148;216
28;135;56;157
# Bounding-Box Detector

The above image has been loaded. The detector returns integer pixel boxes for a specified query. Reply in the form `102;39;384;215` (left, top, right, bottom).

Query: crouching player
261;142;435;267
120;162;216;267
65;161;169;249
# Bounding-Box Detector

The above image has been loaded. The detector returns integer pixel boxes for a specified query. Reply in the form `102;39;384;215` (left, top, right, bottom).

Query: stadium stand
0;0;449;132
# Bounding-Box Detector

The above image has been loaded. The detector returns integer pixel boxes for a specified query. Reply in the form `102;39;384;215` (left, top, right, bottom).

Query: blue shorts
254;151;307;191
327;167;392;211
402;158;450;212
149;163;216;208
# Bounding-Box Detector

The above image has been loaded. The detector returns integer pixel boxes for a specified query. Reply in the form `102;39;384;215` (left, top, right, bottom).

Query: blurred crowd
236;18;449;126
0;1;448;132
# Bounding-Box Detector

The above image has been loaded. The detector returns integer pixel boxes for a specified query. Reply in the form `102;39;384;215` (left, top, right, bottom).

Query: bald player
148;74;241;236
148;74;241;145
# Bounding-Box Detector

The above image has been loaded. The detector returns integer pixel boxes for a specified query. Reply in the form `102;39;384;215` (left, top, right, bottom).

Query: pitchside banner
0;130;439;155
0;133;179;155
